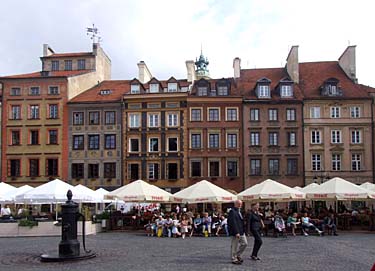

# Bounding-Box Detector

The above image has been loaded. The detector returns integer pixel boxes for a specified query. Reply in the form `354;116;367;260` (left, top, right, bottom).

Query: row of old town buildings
0;43;374;193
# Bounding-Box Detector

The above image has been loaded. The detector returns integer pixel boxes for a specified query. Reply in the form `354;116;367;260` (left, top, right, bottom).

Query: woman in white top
301;213;323;236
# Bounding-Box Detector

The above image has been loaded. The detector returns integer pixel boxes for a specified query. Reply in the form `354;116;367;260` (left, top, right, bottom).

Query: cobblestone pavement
0;232;374;271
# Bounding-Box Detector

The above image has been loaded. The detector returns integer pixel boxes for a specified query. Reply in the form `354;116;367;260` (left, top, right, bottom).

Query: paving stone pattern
0;232;374;271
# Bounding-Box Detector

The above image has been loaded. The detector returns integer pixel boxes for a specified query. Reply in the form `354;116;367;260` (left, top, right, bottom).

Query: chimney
286;45;299;84
137;61;152;84
338;45;357;83
43;44;54;57
186;60;196;83
93;43;99;55
233;57;241;79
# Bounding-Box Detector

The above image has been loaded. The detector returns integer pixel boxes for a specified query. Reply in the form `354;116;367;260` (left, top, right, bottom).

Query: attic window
100;89;112;95
321;78;342;97
168;83;178;92
149;84;159;93
280;85;293;97
131;84;140;94
218;86;228;96
257;85;270;98
197;87;207;96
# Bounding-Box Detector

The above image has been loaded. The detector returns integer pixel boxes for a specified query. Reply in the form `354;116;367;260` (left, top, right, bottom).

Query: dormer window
218;86;228;96
149;84;159;93
258;85;270;98
131;84;140;94
168;83;178;92
51;60;59;71
100;89;112;95
321;78;342;97
280;85;293;97
198;87;207;96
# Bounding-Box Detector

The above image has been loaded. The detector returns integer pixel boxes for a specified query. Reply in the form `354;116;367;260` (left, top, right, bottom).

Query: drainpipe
302;100;306;186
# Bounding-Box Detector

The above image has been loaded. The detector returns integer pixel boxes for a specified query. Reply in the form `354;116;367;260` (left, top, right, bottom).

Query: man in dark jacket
227;200;248;265
248;202;263;260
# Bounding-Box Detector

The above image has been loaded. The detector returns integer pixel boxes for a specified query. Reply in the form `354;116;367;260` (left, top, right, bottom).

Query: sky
0;0;374;86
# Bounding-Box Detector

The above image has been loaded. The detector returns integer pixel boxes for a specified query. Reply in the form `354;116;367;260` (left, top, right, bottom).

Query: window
330;107;340;118
191;133;201;149
10;87;21;96
46;159;58;176
350;106;361;118
105;111;116;125
72;163;84;179
149;138;159;152
250;132;260;146
105;134;116;149
148;113;159;127
29;87;40;96
312;154;321;171
64;60;72;71
30;130;39;145
311;130;322;144
209;133;219;148
250;109;259;121
167;163;178;180
168;83;178;92
104;163;116;178
351;154;361;171
197;87;207;96
129;138;139;152
351;130;361;144
209;161;220;177
77;59;86;70
310;107;321;118
88;164;99;178
9;159;20;177
49;104;58;119
226;108;238;121
258;85;270;98
73;135;84;150
149;84;159;93
148;163;159;180
191;109;202;121
191;161;201;177
48;130;58;144
128;113;140;128
167;113;178;127
10;105;21;120
89;111;100;125
227;133;237;148
281;85;292;97
268;159;279;175
168;137;178;152
73;112;84;125
227;160;238;177
288;132;296;146
286;109;296;121
208;108;220;121
332;154;341;171
269;132;278;146
29;159;39;177
48;86;59;95
51;60;59;71
129;164;139;180
331;130;342;144
11;131;20;145
131;84;140;94
88;135;100;150
250;159;261;175
268;109;278;121
29;105;39;119
287;159;298;175
218;86;228;96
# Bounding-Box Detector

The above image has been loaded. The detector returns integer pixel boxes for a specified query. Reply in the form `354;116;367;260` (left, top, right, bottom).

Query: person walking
227;200;248;265
248;202;264;261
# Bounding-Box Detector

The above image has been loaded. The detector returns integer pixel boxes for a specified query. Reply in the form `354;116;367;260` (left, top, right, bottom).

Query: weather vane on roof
86;24;102;44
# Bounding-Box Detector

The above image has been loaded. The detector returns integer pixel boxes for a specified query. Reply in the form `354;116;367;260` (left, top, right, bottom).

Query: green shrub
18;219;38;228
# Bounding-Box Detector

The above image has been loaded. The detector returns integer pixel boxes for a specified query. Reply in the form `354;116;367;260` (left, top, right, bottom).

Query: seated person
0;205;12;219
202;212;212;236
301;213;323;236
191;214;202;237
323;213;338;236
163;214;173;238
180;214;189;239
215;215;229;236
155;215;164;237
274;212;286;237
287;212;301;236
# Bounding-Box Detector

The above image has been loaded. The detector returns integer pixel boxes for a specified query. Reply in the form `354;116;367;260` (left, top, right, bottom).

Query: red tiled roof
238;67;304;100
299;61;370;99
69;80;131;103
42;52;93;58
0;70;92;79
